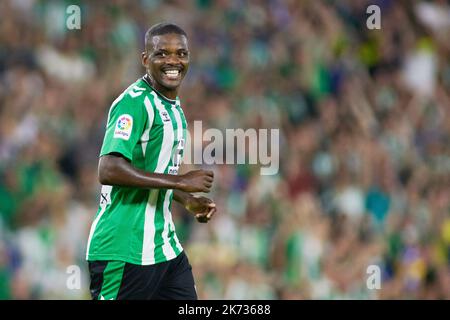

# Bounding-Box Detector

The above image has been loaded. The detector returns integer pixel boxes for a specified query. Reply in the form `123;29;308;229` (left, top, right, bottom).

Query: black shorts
88;251;197;300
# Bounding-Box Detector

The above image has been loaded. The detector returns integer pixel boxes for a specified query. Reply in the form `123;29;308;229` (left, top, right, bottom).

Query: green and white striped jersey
86;77;187;265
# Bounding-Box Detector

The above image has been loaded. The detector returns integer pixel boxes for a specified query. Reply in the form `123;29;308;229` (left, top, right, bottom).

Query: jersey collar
141;74;178;105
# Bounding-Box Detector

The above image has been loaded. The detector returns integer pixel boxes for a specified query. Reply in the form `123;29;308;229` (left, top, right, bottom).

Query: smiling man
86;23;216;300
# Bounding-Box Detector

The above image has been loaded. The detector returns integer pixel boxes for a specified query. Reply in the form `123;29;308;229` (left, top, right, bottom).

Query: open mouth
162;68;182;80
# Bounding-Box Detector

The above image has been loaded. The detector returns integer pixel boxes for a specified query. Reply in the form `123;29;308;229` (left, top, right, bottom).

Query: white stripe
141;96;154;156
175;99;187;128
161;190;177;260
86;185;112;259
142;189;159;264
151;92;174;173
172;105;184;142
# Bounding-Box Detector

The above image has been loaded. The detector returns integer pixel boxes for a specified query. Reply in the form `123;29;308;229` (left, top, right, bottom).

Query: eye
154;51;167;57
178;51;188;58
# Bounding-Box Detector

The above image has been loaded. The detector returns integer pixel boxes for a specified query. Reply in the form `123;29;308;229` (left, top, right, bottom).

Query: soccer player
86;22;216;300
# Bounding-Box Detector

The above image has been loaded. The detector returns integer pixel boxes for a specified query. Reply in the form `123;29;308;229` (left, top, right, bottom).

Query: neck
145;74;178;100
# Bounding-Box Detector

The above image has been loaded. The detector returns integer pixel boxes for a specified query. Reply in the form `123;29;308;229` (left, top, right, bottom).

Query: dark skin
142;33;189;99
98;32;216;223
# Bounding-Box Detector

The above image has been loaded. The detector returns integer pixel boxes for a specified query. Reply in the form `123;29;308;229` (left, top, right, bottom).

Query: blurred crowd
0;0;449;299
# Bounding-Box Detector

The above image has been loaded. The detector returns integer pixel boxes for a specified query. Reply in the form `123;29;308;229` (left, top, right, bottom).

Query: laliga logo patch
114;114;133;140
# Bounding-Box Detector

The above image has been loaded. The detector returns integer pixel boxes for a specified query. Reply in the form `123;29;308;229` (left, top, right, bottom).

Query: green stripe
131;124;148;171
99;261;125;300
169;230;181;255
153;189;167;262
168;191;181;255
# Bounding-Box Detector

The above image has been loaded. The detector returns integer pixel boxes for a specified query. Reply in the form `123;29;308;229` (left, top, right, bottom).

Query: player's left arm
173;190;216;223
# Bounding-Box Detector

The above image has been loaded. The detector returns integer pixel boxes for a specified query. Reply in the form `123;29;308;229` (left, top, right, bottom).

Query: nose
165;53;180;65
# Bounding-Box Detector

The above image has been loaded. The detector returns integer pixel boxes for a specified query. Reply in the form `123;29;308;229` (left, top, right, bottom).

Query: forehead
150;33;188;51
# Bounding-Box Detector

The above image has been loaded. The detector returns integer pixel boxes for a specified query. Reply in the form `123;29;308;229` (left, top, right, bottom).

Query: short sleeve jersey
86;77;187;265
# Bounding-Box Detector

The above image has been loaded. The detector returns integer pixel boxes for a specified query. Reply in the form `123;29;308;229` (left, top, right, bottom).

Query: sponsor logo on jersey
168;166;179;175
160;110;171;123
114;114;133;140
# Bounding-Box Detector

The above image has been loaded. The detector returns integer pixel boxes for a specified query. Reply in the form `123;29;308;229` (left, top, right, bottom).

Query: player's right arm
98;154;213;193
98;89;213;193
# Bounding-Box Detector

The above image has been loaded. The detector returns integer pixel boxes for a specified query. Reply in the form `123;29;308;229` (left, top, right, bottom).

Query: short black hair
144;22;187;51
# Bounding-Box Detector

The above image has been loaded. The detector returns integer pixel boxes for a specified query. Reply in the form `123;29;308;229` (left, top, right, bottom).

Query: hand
185;196;217;223
177;170;214;193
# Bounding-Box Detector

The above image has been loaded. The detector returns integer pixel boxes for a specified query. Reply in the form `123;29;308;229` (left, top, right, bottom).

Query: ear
141;52;148;68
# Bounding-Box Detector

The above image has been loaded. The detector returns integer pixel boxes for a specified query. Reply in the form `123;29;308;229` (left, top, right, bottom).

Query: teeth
164;70;180;80
165;70;179;75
